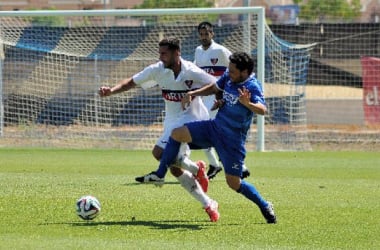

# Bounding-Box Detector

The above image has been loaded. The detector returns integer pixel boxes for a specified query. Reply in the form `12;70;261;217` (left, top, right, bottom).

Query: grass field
0;148;379;249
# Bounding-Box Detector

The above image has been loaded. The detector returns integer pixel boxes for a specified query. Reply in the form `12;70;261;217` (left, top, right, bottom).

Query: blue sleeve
249;79;266;105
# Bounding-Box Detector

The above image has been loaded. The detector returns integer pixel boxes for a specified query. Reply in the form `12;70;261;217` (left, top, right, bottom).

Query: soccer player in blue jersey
150;51;277;223
194;21;251;180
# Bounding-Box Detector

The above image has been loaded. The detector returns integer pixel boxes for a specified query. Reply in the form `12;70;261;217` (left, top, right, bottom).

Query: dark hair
229;52;254;75
158;37;181;51
197;21;213;33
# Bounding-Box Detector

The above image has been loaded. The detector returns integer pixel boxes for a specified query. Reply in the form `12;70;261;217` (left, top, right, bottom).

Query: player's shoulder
246;75;263;90
147;60;163;70
181;58;207;75
195;45;203;51
211;41;231;52
181;58;199;69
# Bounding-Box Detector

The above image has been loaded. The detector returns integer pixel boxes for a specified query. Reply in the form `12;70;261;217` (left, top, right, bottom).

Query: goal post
0;7;312;151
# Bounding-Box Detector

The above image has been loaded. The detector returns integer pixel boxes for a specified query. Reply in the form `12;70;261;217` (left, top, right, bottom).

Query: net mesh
0;9;313;151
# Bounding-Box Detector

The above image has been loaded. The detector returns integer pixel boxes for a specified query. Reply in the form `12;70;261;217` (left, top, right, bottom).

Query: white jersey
133;58;216;148
194;40;231;79
194;40;231;117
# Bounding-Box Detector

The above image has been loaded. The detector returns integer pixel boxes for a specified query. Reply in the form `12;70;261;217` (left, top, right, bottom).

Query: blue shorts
186;120;246;177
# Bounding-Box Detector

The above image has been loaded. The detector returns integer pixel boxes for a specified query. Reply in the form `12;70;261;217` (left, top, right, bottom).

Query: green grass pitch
0;148;379;249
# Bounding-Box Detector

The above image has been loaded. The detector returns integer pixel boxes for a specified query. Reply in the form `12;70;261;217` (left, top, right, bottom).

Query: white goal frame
0;7;266;150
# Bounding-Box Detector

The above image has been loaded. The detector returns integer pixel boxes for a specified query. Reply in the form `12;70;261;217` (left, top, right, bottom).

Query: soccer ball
75;195;101;220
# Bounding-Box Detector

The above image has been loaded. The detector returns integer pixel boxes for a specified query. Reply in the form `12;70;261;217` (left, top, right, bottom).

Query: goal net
0;8;313;151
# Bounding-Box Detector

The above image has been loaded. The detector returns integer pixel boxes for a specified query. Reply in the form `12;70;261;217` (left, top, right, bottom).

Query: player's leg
135;126;170;184
135;123;193;184
170;167;219;222
152;144;163;161
180;154;209;193
218;142;277;224
204;147;223;179
226;174;276;224
241;164;251;179
176;122;218;192
135;144;165;185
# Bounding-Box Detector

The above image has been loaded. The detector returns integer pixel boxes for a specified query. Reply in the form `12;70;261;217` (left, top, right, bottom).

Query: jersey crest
210;58;219;65
184;80;193;88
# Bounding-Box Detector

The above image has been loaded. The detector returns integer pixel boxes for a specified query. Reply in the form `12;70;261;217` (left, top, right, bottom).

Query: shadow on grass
124;179;226;186
123;181;180;186
46;220;212;230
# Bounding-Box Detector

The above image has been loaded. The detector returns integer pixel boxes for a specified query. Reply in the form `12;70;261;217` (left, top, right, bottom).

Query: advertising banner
361;56;380;124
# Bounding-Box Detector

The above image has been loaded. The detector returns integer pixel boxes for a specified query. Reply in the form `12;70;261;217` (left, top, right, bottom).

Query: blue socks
237;180;268;208
155;137;181;178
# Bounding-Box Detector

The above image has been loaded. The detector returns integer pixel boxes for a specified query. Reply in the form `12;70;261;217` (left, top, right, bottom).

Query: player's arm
181;83;219;110
211;91;225;111
98;77;136;97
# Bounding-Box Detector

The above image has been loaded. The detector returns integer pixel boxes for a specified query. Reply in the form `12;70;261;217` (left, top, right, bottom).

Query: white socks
203;147;220;167
242;164;248;171
176;170;211;208
180;156;199;176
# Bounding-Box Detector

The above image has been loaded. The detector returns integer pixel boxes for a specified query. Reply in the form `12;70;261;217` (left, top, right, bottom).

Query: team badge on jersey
210;58;219;65
184;80;193;88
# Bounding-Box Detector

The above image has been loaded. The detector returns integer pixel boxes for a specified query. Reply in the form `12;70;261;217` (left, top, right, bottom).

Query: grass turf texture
0;148;378;249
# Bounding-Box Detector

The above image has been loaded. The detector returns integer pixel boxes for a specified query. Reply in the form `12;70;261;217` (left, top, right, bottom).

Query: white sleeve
222;47;232;65
132;64;159;90
191;66;217;88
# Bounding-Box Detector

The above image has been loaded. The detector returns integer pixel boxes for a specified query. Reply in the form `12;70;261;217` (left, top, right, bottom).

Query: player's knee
171;126;190;142
171;127;182;140
225;175;241;191
170;166;183;177
152;146;163;161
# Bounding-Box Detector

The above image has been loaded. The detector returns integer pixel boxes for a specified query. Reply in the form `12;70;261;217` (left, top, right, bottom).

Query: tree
134;0;214;9
133;0;217;25
295;0;361;22
26;7;65;26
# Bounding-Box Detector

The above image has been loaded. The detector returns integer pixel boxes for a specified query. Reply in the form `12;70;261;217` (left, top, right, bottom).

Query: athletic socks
155;136;181;178
180;156;199;175
177;170;211;208
203;147;220;167
237;180;268;209
242;164;248;171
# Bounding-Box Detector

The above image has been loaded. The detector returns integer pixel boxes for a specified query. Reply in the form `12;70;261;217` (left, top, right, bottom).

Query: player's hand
238;86;251;106
98;86;112;97
181;93;193;110
211;99;225;111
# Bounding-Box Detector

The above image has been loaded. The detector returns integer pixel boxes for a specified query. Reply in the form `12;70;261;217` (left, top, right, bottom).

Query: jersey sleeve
249;79;266;105
222;47;232;63
132;63;159;89
188;63;217;89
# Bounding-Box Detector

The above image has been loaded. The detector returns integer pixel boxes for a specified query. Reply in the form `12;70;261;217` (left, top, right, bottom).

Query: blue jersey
214;70;266;141
185;70;266;176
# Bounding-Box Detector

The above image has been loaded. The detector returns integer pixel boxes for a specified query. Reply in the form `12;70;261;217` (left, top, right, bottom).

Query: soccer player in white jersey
98;37;219;222
194;21;250;180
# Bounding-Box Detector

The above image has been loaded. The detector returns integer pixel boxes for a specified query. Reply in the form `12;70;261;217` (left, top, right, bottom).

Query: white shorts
155;118;191;160
202;95;217;119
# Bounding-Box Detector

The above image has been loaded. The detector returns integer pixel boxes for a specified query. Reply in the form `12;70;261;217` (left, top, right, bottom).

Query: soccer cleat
241;169;251;179
260;202;277;224
195;160;209;193
207;164;223;180
135;172;164;187
205;200;220;222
